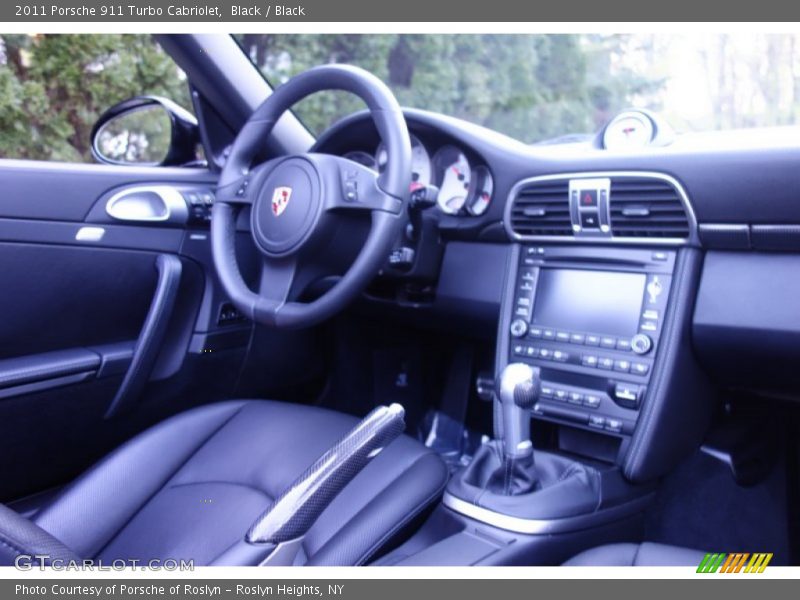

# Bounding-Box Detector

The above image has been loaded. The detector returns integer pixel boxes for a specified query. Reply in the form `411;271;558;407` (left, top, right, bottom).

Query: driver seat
0;400;448;566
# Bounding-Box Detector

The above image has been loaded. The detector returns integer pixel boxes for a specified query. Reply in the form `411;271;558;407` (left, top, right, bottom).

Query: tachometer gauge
375;135;431;190
433;146;471;214
467;166;493;216
343;150;377;171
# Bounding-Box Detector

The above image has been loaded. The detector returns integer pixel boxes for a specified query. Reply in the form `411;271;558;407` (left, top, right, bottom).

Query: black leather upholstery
14;400;448;566
564;542;706;566
0;504;80;566
448;443;602;519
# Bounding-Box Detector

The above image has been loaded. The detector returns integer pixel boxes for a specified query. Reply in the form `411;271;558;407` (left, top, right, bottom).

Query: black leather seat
565;542;706;566
1;400;448;566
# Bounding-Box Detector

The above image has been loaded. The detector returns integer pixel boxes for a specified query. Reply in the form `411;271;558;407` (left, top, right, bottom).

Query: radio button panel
505;244;676;438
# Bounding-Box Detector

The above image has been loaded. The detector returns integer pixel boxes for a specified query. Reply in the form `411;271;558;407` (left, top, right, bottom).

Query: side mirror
91;96;201;167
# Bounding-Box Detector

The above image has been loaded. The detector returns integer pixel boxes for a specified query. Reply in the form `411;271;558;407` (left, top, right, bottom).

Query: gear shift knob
497;363;540;459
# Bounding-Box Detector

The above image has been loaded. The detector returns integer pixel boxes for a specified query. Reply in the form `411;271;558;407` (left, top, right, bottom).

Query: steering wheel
211;65;411;328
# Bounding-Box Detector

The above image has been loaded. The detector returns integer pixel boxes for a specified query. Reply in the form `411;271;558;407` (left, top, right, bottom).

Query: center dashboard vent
609;177;690;239
509;180;572;236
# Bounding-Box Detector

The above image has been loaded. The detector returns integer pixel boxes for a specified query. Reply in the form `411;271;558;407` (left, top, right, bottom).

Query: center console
505;245;675;438
375;173;714;567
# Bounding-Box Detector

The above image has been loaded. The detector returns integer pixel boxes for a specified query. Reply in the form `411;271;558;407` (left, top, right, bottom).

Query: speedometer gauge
433;146;471;214
375;135;431;190
467;166;493;216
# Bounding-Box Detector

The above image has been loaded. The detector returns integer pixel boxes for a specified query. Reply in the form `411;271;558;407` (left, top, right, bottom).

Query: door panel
0;159;249;502
0;159;215;221
0;244;155;358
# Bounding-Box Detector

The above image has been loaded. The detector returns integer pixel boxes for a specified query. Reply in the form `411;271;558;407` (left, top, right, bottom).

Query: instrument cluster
343;135;494;217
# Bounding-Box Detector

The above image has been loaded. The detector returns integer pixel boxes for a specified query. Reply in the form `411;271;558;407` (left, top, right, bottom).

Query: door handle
104;254;182;418
105;186;189;224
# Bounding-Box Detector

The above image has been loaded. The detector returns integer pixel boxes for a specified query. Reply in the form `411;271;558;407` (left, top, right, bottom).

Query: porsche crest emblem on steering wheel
271;186;292;216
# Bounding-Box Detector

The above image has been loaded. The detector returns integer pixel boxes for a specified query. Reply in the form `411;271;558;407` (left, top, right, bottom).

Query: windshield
236;33;800;144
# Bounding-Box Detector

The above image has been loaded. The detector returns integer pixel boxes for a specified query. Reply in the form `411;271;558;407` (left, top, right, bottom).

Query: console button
525;346;538;358
556;331;570;342
539;348;552;360
613;383;641;406
616;338;632;352
515;306;531;318
543;329;556;340
570;333;585;344
588;415;605;429
614;360;631;373
510;319;528;338
598;357;614;370
646;275;665;305
540;385;554;398
631;333;653;355
579;189;599;208
554;389;568;401
583;394;601;408
605;419;623;433
580;210;600;228
513;344;527;356
642;309;659;321
553;350;569;362
581;354;599;368
641;320;658;333
585;335;600;346
568;392;583;404
529;327;543;338
600;336;617;349
631;362;650;375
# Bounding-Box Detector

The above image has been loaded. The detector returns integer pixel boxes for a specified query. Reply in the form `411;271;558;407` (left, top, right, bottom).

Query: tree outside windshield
237;33;800;143
1;34;798;163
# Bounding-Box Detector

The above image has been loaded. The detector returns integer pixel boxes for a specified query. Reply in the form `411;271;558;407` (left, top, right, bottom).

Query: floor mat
644;449;791;564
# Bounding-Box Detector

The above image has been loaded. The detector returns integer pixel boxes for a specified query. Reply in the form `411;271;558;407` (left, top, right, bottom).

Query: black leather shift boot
448;442;603;520
468;442;538;495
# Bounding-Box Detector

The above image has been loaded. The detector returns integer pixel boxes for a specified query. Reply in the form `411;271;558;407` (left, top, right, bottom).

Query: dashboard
313;107;800;477
315;108;800;238
312;109;800;414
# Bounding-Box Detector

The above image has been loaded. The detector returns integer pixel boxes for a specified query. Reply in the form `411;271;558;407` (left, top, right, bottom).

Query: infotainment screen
531;269;646;337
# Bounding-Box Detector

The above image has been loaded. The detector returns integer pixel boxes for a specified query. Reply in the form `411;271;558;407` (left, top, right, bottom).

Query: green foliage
0;34;190;162
237;34;664;142
3;34;800;163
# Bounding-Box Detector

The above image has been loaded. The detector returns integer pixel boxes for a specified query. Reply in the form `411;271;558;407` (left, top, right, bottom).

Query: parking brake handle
246;403;406;546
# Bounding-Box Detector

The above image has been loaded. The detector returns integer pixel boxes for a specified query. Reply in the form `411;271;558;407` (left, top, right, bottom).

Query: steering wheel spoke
258;255;299;305
317;154;404;215
215;159;282;206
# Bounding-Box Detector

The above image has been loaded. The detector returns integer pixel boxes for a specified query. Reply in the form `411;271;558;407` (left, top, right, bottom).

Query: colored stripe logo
697;553;773;573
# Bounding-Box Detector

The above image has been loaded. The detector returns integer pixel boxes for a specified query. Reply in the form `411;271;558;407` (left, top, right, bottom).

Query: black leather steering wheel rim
211;64;412;328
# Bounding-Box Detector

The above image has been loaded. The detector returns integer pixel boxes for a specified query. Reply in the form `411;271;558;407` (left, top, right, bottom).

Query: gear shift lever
497;362;540;459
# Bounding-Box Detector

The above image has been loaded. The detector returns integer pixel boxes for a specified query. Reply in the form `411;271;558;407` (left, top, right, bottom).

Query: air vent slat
609;178;690;239
509;180;571;237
